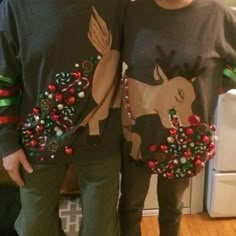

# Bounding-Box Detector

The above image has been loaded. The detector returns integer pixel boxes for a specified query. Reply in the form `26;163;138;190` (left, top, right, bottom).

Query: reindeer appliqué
122;60;216;178
21;7;121;162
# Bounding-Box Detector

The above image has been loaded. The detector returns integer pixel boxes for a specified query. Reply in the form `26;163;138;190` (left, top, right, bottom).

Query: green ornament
169;109;176;115
29;152;34;157
183;161;191;169
207;130;213;136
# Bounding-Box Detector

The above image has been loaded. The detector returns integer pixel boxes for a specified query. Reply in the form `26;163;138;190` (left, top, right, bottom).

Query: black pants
119;155;190;236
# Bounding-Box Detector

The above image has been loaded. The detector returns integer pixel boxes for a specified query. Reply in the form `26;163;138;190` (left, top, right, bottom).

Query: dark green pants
15;152;121;236
119;155;190;236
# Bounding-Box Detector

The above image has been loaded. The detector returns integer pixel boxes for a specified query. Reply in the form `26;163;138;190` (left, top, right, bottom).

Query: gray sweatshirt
0;0;128;162
121;0;236;178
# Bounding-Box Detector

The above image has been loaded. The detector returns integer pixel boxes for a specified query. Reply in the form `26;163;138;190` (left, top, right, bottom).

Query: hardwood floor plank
141;212;236;236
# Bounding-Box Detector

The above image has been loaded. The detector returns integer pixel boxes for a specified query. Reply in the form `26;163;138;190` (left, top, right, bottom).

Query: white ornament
78;92;85;98
56;130;63;136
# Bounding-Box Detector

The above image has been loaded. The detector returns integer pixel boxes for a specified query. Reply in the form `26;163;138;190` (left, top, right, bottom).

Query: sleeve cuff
0;131;22;158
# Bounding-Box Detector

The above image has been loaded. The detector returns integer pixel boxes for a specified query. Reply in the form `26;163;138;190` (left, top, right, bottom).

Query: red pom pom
149;144;157;152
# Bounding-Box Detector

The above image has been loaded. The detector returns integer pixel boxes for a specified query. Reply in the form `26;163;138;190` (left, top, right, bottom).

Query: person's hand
2;149;33;187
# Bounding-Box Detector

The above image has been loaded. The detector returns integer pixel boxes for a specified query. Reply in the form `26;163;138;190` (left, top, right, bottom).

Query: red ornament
211;149;216;156
52;114;59;120
169;129;177;136
69;88;75;94
36;125;44;132
186;128;193;135
172;118;178;126
40;157;45;161
160;145;168;152
65;147;73;155
30;139;37;147
166;172;174;179
195;154;201;159
194;159;202;166
148;161;156;169
33;107;40;115
202;135;210;143
207;150;216;160
149;144;157;152
48;84;56;92
184;150;192;158
55;93;63;101
188;114;200;126
67;96;75;105
210;124;216;131
26;130;33;136
168;163;174;169
208;142;215;149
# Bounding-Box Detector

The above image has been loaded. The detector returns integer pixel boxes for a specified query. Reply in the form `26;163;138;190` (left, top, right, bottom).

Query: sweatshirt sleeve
221;7;236;91
0;1;22;158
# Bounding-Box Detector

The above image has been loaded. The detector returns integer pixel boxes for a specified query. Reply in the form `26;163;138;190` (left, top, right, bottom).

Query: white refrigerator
206;89;236;217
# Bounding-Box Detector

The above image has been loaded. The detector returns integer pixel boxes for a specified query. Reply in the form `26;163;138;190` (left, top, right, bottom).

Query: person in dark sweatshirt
0;0;128;236
118;0;236;235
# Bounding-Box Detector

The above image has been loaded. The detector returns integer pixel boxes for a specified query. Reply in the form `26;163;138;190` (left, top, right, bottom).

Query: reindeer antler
156;46;203;82
156;46;181;78
88;7;112;55
182;56;205;81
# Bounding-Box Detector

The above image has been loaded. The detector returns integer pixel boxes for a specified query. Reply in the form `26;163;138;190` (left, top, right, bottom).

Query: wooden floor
141;212;236;236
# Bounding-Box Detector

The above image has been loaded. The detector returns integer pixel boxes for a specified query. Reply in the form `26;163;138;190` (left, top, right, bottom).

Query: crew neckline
151;0;199;13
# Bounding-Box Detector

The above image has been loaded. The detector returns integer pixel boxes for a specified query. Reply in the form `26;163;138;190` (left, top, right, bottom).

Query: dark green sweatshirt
0;0;128;163
121;0;236;178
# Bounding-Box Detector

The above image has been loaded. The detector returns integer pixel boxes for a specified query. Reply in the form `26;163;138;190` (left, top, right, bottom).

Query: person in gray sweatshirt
118;0;236;235
0;0;128;235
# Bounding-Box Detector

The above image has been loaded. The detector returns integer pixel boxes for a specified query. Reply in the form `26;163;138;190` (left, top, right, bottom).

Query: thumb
20;154;33;173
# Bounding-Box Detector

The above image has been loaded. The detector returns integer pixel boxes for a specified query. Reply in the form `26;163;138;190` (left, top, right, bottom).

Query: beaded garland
21;57;98;161
121;75;136;125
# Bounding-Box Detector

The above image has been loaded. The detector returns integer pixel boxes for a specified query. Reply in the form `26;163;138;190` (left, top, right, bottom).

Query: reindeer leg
87;119;101;144
129;132;142;160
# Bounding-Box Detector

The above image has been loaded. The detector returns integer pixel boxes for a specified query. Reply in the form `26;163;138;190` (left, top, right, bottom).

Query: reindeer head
152;65;196;128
